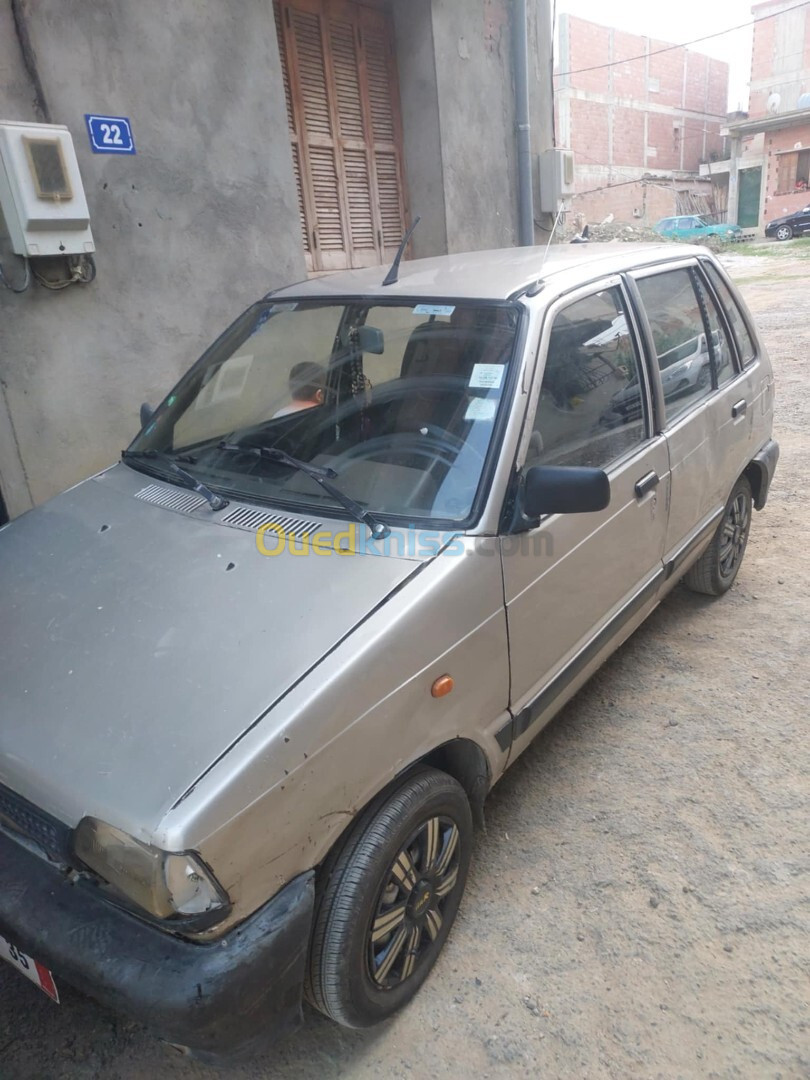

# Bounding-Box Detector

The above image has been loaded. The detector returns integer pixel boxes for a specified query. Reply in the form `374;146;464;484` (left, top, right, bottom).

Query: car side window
636;268;714;425
693;273;735;386
702;263;757;367
527;286;647;470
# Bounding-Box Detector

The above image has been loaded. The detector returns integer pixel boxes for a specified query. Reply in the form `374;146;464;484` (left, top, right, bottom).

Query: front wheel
684;476;752;596
306;767;473;1028
775;224;793;241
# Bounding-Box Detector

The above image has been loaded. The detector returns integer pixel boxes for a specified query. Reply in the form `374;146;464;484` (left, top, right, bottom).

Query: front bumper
0;829;314;1064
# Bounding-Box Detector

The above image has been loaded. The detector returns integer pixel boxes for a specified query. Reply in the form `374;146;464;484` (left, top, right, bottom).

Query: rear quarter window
702;262;757;367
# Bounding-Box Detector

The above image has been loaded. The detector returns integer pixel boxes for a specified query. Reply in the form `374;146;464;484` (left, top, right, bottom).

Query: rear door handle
635;471;660;499
732;399;747;419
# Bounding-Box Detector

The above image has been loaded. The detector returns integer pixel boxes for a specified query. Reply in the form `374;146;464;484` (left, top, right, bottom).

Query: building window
776;149;810;194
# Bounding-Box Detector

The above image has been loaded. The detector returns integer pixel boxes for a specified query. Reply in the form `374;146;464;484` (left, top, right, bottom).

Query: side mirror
522;465;610;518
140;403;154;428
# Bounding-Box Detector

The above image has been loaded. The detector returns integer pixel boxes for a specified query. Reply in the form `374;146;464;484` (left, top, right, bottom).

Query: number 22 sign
84;114;136;155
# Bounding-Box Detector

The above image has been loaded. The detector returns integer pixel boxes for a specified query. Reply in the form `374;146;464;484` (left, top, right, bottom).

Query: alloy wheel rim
718;493;750;577
367;815;461;990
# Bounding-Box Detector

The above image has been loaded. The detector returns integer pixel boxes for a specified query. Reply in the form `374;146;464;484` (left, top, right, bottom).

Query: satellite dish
767;92;782;114
798;92;810;109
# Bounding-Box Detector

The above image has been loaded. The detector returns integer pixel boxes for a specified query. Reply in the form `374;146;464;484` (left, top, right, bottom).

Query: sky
556;0;756;111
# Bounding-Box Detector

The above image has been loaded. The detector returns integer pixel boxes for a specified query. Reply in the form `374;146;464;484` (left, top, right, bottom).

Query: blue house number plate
85;114;136;155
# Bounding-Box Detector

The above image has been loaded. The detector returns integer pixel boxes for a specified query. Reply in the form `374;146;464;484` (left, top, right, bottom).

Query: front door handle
732;399;747;419
635;471;660;499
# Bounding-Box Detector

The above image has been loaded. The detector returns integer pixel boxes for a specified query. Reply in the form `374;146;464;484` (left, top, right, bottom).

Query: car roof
271;242;707;304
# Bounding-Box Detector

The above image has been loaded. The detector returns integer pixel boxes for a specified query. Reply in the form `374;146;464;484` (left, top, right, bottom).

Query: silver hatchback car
0;243;778;1061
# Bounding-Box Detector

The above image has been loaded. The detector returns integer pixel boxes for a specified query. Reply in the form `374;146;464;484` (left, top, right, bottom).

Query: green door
738;168;762;228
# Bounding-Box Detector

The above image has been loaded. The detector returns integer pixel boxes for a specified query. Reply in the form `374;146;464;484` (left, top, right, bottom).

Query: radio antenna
382;216;421;287
539;204;566;271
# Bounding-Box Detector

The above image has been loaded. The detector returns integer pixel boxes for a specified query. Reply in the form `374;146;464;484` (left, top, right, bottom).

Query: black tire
306;767;472;1028
775;224;793;241
684;476;752;596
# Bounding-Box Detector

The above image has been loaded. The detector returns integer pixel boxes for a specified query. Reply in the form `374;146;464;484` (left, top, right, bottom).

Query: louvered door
275;0;408;272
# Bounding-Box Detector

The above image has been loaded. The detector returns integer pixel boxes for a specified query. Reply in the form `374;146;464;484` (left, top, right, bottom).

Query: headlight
73;817;229;922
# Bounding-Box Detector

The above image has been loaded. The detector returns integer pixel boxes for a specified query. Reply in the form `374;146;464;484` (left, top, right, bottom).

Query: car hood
0;468;421;834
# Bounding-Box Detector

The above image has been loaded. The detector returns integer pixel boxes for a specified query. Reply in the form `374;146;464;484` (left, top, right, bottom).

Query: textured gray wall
395;0;554;257
393;0;449;260
430;0;519;252
0;0;305;513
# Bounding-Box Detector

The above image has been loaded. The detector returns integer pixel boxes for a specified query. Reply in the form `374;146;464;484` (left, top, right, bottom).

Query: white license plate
0;934;59;1002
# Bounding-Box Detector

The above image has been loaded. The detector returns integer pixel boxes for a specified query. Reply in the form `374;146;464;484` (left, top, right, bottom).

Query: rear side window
694;275;735;387
702;263;757;367
636;268;714;424
527;286;647;469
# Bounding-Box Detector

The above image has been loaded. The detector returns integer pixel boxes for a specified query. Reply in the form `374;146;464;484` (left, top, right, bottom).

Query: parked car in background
654;215;743;242
0;242;778;1063
764;205;810;241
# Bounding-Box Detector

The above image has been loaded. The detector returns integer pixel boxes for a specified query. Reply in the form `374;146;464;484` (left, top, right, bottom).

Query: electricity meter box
538;148;575;213
0;120;94;257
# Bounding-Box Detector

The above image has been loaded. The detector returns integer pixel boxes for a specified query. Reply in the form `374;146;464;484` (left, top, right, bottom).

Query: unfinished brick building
709;0;810;231
555;14;729;228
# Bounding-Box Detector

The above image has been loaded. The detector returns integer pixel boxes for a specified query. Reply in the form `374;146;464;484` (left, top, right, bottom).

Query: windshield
126;299;520;527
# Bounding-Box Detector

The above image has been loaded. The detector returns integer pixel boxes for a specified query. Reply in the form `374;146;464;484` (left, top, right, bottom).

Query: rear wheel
775;224;793;241
685;476;752;596
306;767;472;1028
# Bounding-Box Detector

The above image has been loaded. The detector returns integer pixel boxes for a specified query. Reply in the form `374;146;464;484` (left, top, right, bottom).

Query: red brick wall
557;15;729;190
749;2;810;117
612;106;645;166
569;97;610;166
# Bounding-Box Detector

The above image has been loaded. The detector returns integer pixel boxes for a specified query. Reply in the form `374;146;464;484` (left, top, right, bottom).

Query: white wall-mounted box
538;148;575;213
0;120;95;257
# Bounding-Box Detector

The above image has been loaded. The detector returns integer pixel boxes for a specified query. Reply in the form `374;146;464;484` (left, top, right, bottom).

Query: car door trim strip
496;568;665;752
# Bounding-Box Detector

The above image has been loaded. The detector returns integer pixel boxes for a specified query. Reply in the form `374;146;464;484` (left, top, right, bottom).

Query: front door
501;279;670;759
738;168;762;229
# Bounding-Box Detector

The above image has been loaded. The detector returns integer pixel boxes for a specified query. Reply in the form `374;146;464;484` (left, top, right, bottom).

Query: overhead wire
555;0;810;78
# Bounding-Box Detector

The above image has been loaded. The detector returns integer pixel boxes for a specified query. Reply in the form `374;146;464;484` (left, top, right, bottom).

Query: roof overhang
723;107;810;138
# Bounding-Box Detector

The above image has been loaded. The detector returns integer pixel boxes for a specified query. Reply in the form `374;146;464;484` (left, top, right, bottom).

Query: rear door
631;262;747;580
501;278;670;757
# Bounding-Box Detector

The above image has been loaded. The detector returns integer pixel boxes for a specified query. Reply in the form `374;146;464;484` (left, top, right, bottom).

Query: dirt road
1;253;808;1079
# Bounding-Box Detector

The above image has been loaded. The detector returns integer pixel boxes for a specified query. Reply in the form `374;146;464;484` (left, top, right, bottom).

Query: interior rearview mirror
140;403;154;428
357;325;385;354
522;465;610;519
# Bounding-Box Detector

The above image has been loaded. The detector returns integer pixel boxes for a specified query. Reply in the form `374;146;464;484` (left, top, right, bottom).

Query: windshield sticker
469;363;505;390
465;397;498;421
413;304;455;317
195;354;254;409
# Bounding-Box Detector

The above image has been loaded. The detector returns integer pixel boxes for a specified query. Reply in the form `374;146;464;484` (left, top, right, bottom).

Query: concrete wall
395;0;555;257
0;0;305;515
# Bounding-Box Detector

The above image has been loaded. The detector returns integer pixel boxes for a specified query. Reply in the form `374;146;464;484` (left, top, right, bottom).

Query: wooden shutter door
356;5;407;263
275;0;408;272
274;1;314;269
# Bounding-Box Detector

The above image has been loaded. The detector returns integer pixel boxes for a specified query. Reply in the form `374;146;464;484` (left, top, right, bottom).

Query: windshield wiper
218;443;391;539
122;450;228;511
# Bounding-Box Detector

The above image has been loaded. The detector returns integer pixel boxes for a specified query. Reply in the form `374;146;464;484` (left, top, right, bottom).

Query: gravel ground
1;253;808;1080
